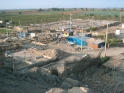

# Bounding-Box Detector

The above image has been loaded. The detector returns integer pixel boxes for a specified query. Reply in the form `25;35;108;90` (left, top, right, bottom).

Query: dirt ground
1;40;124;93
1;23;124;93
0;68;51;93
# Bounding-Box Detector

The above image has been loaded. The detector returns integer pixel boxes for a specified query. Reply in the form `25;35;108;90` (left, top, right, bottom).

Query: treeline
38;8;64;11
84;14;119;17
51;8;64;11
38;8;124;12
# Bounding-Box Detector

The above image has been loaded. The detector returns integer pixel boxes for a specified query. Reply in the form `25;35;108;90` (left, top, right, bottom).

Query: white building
0;21;3;23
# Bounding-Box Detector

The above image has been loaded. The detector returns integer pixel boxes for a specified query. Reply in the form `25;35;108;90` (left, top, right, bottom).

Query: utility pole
10;18;12;24
41;20;42;33
6;23;8;38
92;16;94;27
6;21;10;38
70;14;71;31
11;18;13;27
120;13;121;23
104;23;108;57
81;26;83;51
19;20;21;27
19;20;21;37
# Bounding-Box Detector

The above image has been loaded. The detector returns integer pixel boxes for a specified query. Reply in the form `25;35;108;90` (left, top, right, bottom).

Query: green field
78;11;122;21
0;28;11;33
0;11;73;26
82;11;120;16
0;10;123;26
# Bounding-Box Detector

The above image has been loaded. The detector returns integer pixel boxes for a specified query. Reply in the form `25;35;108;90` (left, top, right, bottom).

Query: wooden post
81;26;83;51
104;23;108;57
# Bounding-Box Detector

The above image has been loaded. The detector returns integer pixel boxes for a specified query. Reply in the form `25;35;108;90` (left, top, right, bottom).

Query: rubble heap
41;49;70;59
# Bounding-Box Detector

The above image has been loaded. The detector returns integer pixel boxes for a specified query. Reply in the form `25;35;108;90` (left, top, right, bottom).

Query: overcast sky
0;0;124;9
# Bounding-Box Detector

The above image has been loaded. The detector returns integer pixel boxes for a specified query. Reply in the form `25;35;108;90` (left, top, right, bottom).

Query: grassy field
82;11;120;16
78;11;122;21
0;11;75;25
0;10;123;26
0;28;11;34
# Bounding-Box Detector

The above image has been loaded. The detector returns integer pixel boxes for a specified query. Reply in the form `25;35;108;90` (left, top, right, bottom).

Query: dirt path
87;47;124;57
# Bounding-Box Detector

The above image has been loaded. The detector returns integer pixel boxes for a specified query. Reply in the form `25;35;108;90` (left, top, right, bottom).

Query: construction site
0;18;124;93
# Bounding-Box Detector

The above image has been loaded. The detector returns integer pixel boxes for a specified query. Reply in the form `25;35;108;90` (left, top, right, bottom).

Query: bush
101;56;110;62
0;23;5;28
115;15;118;17
19;12;22;14
90;27;95;31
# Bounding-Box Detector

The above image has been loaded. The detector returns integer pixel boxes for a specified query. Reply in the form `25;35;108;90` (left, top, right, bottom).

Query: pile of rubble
0;37;22;53
41;49;70;59
37;34;54;44
27;48;41;55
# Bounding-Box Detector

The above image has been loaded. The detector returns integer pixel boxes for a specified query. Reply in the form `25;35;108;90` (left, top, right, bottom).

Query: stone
65;78;80;87
61;82;72;89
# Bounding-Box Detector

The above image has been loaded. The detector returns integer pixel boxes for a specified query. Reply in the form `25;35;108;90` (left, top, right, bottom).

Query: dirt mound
68;87;93;93
41;49;70;59
13;26;23;32
46;88;68;93
27;48;41;55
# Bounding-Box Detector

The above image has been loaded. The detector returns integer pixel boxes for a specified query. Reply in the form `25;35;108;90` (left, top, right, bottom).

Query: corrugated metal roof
69;36;90;40
93;40;104;44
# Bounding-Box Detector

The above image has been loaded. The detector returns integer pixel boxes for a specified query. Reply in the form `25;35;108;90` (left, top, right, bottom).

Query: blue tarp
67;36;90;46
18;32;26;38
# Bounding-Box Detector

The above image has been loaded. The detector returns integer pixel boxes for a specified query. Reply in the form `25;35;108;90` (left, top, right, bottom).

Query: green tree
103;8;106;11
89;27;95;32
74;8;76;11
97;35;105;39
61;8;64;11
108;8;111;11
121;8;123;12
3;20;9;23
108;15;111;17
115;15;118;18
19;12;22;14
90;14;94;16
113;8;116;11
38;8;43;11
2;11;5;13
107;38;117;48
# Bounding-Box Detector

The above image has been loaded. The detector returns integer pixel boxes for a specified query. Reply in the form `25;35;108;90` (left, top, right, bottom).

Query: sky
0;0;124;9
